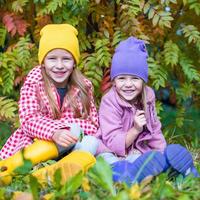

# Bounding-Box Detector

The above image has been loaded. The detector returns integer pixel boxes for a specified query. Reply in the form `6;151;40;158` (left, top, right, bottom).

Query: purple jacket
96;86;166;157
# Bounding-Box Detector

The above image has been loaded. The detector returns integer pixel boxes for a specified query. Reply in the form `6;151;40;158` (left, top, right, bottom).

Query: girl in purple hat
95;36;199;185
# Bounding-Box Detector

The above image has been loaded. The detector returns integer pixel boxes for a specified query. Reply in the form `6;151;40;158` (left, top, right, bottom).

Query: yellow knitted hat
38;24;80;64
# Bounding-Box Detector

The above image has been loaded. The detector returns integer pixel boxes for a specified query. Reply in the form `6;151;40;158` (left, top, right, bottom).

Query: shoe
112;151;166;185
0;140;59;186
0;123;83;186
112;160;133;185
165;144;200;177
32;150;96;185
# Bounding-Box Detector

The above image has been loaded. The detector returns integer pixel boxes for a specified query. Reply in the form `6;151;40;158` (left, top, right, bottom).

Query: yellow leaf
82;177;91;192
12;192;33;200
152;14;160;26
148;8;155;19
129;184;141;200
143;2;150;14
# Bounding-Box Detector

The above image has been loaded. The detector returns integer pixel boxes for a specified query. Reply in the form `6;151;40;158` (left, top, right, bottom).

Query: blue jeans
74;135;99;155
55;123;99;156
98;152;141;164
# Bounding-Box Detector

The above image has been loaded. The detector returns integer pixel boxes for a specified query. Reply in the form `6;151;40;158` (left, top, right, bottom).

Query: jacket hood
105;86;155;109
24;66;43;85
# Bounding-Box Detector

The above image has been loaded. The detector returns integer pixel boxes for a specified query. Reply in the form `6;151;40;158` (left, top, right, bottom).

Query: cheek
136;83;143;92
67;67;74;74
44;61;54;72
115;84;124;95
114;82;121;91
44;67;50;75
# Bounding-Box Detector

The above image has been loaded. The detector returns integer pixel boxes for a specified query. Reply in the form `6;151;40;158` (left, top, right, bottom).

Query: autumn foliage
0;0;200;143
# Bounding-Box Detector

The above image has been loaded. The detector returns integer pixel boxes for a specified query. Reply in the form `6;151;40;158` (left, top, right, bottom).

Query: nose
55;59;64;69
125;79;133;87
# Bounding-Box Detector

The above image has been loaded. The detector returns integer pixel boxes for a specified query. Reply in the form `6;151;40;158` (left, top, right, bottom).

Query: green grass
0;157;199;200
0;121;12;149
0;106;199;199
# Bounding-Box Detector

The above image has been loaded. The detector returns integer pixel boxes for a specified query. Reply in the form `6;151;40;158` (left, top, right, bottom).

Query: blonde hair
141;83;147;116
130;82;147;115
41;67;90;119
111;79;147;115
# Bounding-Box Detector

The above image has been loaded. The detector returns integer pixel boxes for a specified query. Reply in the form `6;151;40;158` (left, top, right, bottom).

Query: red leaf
100;82;112;94
100;68;112;94
2;12;29;37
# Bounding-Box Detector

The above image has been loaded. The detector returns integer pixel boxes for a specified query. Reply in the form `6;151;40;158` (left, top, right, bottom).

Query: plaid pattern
0;66;99;159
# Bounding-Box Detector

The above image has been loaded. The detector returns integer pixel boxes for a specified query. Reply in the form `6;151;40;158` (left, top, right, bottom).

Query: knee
82;136;98;147
97;152;119;165
79;136;99;155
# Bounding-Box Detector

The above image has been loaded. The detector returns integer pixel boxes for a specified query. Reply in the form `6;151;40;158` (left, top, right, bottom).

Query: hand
133;110;147;133
52;129;78;147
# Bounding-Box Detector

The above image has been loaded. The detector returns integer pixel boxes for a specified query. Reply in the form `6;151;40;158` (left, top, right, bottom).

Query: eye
118;77;125;80
131;77;139;80
47;57;56;60
63;57;71;61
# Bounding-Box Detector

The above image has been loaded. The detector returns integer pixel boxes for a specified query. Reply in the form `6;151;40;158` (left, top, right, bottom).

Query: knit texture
38;24;80;64
110;36;148;82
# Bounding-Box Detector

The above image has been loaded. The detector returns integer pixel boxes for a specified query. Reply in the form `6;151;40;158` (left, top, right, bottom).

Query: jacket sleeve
147;100;167;152
67;80;99;135
98;96;126;157
135;88;167;153
19;82;70;140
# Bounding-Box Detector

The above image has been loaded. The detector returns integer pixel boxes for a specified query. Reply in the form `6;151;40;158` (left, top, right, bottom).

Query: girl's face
114;75;143;102
44;49;75;88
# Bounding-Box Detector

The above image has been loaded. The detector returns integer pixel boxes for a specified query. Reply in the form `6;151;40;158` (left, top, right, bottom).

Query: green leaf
148;57;168;90
156;101;163;115
0;28;7;47
88;157;116;196
14;159;33;175
175;107;185;128
148;8;155;19
183;0;188;6
179;54;200;81
189;1;200;15
60;172;83;195
152;14;160;26
29;175;40;200
182;25;200;44
12;0;29;13
143;2;150;14
53;168;62;190
176;83;195;103
164;40;179;66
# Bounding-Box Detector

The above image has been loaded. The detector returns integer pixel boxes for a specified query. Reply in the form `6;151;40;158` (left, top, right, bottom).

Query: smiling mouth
53;71;66;73
52;71;67;75
123;90;135;93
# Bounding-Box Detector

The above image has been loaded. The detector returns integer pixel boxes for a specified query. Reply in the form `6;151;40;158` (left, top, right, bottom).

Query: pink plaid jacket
0;66;99;159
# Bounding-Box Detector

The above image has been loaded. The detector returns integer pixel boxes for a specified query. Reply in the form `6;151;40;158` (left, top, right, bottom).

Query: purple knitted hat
110;36;148;82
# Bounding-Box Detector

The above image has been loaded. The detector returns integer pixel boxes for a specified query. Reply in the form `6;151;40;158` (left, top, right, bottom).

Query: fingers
135;110;146;122
134;110;147;131
52;130;78;147
59;133;77;147
65;132;78;143
57;140;72;147
135;110;145;116
137;114;146;123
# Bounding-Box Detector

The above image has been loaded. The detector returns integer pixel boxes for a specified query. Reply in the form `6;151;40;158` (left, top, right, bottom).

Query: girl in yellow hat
0;24;99;160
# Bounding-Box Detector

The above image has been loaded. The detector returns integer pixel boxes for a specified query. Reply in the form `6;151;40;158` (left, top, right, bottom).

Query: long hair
41;67;90;119
141;83;147;116
132;82;147;114
111;80;147;115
